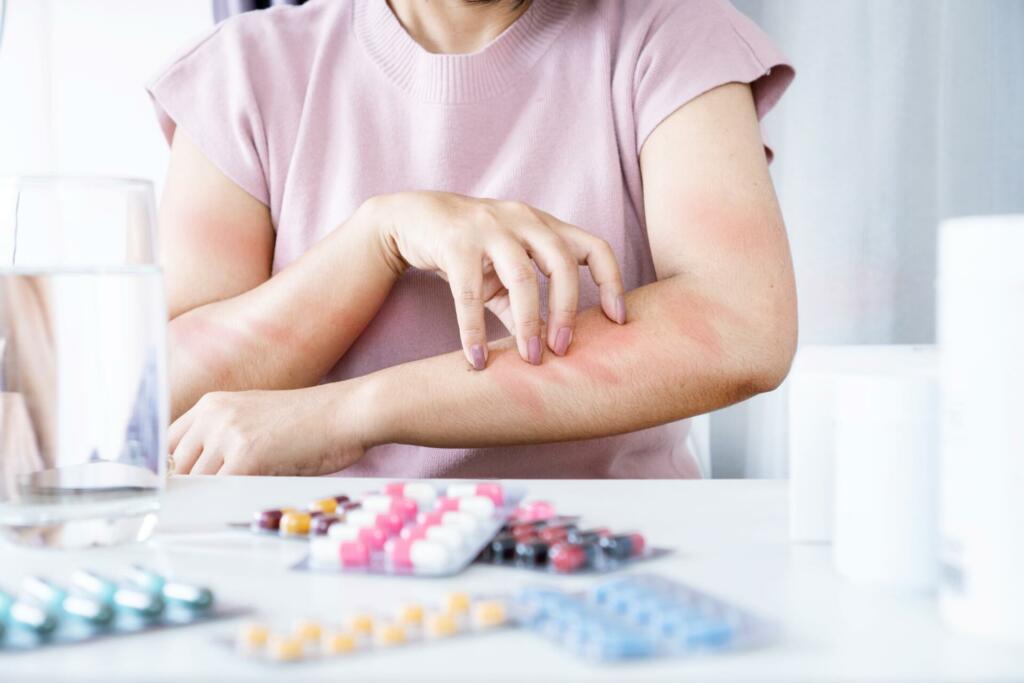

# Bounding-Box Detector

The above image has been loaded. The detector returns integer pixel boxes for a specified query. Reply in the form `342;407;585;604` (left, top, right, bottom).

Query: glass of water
0;177;167;548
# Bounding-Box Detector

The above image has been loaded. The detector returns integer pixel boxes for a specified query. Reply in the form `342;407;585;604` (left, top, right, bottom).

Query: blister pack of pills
513;574;773;661
293;481;525;577
478;503;668;574
0;565;238;652
231;591;511;664
240;494;361;540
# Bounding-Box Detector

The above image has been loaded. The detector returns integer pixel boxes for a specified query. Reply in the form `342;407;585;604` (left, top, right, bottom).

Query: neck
387;0;532;54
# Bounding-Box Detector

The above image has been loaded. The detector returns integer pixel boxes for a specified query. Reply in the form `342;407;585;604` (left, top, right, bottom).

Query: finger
444;250;489;371
547;218;627;325
518;225;579;356
168;404;198;454
484;286;515;335
218;459;247;476
191;447;224;475
487;237;543;364
171;430;203;474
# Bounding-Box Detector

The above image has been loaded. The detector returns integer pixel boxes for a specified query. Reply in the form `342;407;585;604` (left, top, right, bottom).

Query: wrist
326;373;395;451
354;194;408;278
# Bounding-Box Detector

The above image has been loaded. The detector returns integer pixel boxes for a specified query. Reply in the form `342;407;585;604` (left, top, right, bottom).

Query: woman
152;0;797;477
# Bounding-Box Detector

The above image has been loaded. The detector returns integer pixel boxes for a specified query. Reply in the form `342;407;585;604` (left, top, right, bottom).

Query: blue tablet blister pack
513;574;773;661
0;566;240;652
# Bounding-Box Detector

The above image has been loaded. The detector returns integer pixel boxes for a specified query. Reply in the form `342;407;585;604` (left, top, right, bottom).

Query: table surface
2;477;1022;682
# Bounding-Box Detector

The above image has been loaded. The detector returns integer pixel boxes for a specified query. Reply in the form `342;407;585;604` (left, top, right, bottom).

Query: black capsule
566;527;608;545
489;534;518;562
598;534;634;561
515;540;550;567
581;541;602;567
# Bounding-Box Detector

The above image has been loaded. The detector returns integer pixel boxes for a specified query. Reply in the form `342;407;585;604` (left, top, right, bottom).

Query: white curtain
712;0;1024;477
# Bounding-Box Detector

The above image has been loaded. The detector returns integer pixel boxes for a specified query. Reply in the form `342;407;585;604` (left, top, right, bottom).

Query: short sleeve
632;0;794;157
146;19;271;205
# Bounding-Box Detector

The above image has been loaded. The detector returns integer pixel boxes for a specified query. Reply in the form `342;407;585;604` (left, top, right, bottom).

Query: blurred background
0;0;1021;478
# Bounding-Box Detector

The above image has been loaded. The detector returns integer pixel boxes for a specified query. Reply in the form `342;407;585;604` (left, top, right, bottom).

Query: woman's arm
160;130;402;420
162;132;626;421
354;82;796;445
167;82;797;475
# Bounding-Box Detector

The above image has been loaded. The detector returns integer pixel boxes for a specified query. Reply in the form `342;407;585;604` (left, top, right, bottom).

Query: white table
2;477;1021;682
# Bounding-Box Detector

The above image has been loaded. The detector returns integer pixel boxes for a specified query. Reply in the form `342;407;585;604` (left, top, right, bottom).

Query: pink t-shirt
148;0;792;479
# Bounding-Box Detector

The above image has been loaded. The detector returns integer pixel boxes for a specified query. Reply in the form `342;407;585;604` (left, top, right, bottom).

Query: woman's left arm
171;82;797;474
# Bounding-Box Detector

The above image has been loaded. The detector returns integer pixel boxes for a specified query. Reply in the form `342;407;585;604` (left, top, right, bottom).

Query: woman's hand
363;191;627;369
167;385;365;476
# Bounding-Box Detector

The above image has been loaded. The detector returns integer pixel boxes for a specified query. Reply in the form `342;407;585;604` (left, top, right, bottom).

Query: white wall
0;0;211;194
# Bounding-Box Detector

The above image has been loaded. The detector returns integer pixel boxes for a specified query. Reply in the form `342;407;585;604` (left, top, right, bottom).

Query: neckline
354;0;578;104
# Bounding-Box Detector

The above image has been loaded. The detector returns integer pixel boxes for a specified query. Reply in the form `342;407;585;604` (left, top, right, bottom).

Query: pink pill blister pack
293;481;525;577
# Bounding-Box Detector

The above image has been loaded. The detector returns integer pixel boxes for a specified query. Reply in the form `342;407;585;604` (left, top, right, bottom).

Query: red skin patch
678;194;783;256
656;286;747;360
170;313;252;373
486;348;546;418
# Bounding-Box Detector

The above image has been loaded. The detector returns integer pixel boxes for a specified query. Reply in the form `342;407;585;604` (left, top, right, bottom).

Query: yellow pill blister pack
229;592;512;664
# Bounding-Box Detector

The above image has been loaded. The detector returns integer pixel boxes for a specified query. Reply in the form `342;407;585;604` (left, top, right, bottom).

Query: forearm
341;275;795;449
169;204;400;419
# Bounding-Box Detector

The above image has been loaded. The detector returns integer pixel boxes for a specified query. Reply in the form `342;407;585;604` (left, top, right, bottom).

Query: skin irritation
480;273;752;418
171;307;322;381
675;192;785;257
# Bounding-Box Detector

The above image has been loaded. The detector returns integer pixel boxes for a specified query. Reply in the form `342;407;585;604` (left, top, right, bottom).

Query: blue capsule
125;566;166;593
9;600;58;635
162;582;214;611
72;571;118;603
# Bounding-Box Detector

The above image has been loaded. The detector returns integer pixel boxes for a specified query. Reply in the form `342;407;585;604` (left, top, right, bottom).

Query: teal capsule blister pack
0;566;240;652
513;574;774;661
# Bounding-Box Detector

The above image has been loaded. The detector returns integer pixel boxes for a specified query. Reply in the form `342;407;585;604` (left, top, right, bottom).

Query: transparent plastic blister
0;566;239;652
512;574;774;661
228;592;512;664
292;481;526;577
477;503;670;574
232;494;360;541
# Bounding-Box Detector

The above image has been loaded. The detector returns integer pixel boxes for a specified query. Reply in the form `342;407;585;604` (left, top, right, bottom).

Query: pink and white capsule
309;536;342;568
440;510;480;536
387;538;451;572
445;483;504;506
436;495;495;519
328;523;387;550
383;482;438;506
401;524;465;554
345;510;405;536
362;495;418;520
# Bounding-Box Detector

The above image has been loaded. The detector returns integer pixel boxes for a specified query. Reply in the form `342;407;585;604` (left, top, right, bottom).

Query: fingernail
553;326;573;356
528;335;542;365
470;344;487;371
614;295;627;324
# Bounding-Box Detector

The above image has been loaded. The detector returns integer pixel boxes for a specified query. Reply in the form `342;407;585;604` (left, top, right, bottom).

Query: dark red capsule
538;525;571;543
254;509;283;531
311;514;341;535
549;542;587;573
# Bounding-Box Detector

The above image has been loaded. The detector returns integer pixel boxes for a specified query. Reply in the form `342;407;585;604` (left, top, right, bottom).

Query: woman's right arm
163;130;626;422
161;130;404;420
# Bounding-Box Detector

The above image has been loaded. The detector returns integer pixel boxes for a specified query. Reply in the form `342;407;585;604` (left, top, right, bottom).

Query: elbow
740;311;798;397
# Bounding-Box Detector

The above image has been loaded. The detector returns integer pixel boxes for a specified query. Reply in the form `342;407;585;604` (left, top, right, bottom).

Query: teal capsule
0;589;13;622
62;594;115;625
113;585;164;618
10;600;58;635
162;582;214;611
72;571;118;603
125;566;166;593
22;577;68;612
